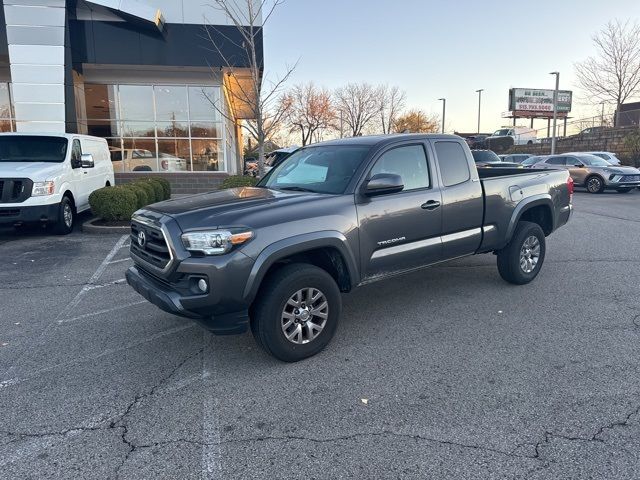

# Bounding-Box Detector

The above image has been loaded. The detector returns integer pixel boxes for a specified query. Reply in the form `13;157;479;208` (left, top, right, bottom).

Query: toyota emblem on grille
137;230;146;248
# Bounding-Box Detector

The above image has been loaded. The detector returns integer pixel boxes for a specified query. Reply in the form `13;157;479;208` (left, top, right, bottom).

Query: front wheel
251;263;341;362
53;196;75;235
586;176;605;193
497;221;546;285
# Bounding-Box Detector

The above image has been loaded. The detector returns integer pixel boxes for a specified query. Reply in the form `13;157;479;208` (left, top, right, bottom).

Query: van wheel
251;263;341;362
53;196;75;235
527;140;533;145
497;221;546;285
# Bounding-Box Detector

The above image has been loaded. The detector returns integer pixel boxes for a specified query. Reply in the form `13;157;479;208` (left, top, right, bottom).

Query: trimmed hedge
89;186;138;221
122;183;152;209
89;178;172;221
220;175;258;189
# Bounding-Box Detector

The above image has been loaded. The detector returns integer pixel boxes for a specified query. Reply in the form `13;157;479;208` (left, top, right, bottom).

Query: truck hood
148;187;326;229
0;162;63;179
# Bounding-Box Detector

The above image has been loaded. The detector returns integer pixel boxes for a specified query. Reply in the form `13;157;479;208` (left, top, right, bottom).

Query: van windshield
0;136;68;163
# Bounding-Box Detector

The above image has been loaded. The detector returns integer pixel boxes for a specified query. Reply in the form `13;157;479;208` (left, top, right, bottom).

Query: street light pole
600;101;605;127
475;89;483;134
438;98;446;134
549;72;560;154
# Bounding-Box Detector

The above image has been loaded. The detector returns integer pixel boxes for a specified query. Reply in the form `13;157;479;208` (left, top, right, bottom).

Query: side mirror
364;173;404;196
81;153;95;168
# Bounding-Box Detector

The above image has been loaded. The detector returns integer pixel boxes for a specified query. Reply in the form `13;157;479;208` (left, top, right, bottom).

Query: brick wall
115;172;229;194
510;126;640;165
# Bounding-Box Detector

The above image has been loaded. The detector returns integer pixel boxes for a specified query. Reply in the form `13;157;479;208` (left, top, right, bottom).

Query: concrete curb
81;217;130;234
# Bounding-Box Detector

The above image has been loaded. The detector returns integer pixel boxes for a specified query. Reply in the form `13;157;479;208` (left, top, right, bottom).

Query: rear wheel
53;196;75;235
497;221;546;285
586;175;605;193
251;263;341;362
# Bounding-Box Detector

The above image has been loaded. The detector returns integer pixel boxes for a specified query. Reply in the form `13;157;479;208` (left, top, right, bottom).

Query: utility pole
549;72;559;154
438;98;446;134
475;89;483;134
600;100;605;127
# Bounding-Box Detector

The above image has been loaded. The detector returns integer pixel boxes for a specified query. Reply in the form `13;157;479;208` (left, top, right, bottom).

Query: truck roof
310;133;462;148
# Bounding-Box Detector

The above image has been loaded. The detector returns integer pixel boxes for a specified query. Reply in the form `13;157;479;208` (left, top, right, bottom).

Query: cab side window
71;139;82;162
370;145;430;191
546;157;566;165
434;141;470;187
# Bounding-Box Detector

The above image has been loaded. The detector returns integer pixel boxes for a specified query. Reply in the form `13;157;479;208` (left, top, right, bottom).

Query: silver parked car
534;153;640;193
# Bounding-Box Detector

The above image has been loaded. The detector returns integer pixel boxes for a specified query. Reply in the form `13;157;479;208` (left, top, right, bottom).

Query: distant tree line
274;82;440;147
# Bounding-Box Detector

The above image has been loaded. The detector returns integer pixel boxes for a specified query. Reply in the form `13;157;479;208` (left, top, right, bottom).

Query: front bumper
126;265;251;335
0;203;59;225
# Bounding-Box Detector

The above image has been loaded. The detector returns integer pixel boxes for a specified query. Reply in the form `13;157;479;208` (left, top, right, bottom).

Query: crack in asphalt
0;341;207;476
111;341;207;479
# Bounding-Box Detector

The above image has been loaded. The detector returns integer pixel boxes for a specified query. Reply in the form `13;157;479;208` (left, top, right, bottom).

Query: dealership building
0;0;261;190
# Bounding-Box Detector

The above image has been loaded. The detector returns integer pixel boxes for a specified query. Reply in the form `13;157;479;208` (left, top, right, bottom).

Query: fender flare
505;194;554;242
242;231;359;302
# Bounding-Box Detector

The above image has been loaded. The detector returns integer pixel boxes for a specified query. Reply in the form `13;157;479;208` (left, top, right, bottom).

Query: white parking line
53;234;129;323
1;235;129;380
107;257;132;265
201;334;222;478
57;300;147;324
0;324;195;390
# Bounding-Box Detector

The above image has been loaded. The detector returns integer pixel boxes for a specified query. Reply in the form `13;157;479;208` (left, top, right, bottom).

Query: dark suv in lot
126;134;572;361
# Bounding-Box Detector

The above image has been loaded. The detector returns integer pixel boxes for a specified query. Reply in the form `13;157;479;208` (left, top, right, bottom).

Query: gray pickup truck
126;134;572;361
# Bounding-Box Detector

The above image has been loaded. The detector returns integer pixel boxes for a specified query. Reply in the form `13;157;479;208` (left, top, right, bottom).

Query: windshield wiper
278;186;318;193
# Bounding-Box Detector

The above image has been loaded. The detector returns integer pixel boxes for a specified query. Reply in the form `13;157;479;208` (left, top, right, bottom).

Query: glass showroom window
81;83;229;173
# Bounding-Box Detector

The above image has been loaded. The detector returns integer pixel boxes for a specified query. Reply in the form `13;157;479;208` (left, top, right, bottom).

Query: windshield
258;145;370;194
471;150;501;163
0;136;68;163
578;154;611;166
493;129;510;136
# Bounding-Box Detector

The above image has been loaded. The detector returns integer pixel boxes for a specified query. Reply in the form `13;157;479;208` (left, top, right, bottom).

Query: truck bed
477;168;571;253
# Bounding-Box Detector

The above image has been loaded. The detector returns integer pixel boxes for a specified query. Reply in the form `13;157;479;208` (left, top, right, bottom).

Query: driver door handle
421;200;441;210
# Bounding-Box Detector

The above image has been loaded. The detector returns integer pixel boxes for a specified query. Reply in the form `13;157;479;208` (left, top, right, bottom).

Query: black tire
527;140;533;145
53;196;75;235
586;175;605;194
497;221;546;285
617;188;632;193
251;263;341;362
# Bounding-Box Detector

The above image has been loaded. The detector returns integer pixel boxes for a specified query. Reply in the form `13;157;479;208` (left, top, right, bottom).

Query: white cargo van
0;133;114;234
488;126;537;145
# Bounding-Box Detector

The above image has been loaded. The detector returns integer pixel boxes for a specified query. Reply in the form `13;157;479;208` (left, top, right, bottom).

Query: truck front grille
0;178;32;203
130;221;172;271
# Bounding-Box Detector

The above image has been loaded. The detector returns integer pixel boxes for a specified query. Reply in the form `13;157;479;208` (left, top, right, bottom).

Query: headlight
181;229;253;255
32;181;55;196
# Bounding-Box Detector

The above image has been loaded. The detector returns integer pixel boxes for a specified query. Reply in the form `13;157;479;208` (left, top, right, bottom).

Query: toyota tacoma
126;134;572;361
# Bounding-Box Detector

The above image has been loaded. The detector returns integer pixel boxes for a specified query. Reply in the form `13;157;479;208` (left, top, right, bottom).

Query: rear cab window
435;141;471;186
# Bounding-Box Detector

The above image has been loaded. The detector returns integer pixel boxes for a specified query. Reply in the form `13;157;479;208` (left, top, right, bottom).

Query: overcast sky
263;0;640;134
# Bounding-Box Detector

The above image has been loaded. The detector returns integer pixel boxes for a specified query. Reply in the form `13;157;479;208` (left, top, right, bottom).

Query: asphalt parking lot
1;190;639;479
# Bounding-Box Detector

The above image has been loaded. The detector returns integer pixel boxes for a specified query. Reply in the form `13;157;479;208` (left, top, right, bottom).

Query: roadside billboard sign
508;88;572;113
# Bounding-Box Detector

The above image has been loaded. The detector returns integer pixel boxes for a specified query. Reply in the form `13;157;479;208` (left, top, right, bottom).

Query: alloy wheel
519;235;540;273
281;288;328;344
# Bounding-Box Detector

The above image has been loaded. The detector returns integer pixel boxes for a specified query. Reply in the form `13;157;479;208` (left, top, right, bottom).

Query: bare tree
334;83;380;137
575;20;640;126
393;109;439;134
205;0;296;175
286;83;335;146
379;85;406;134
